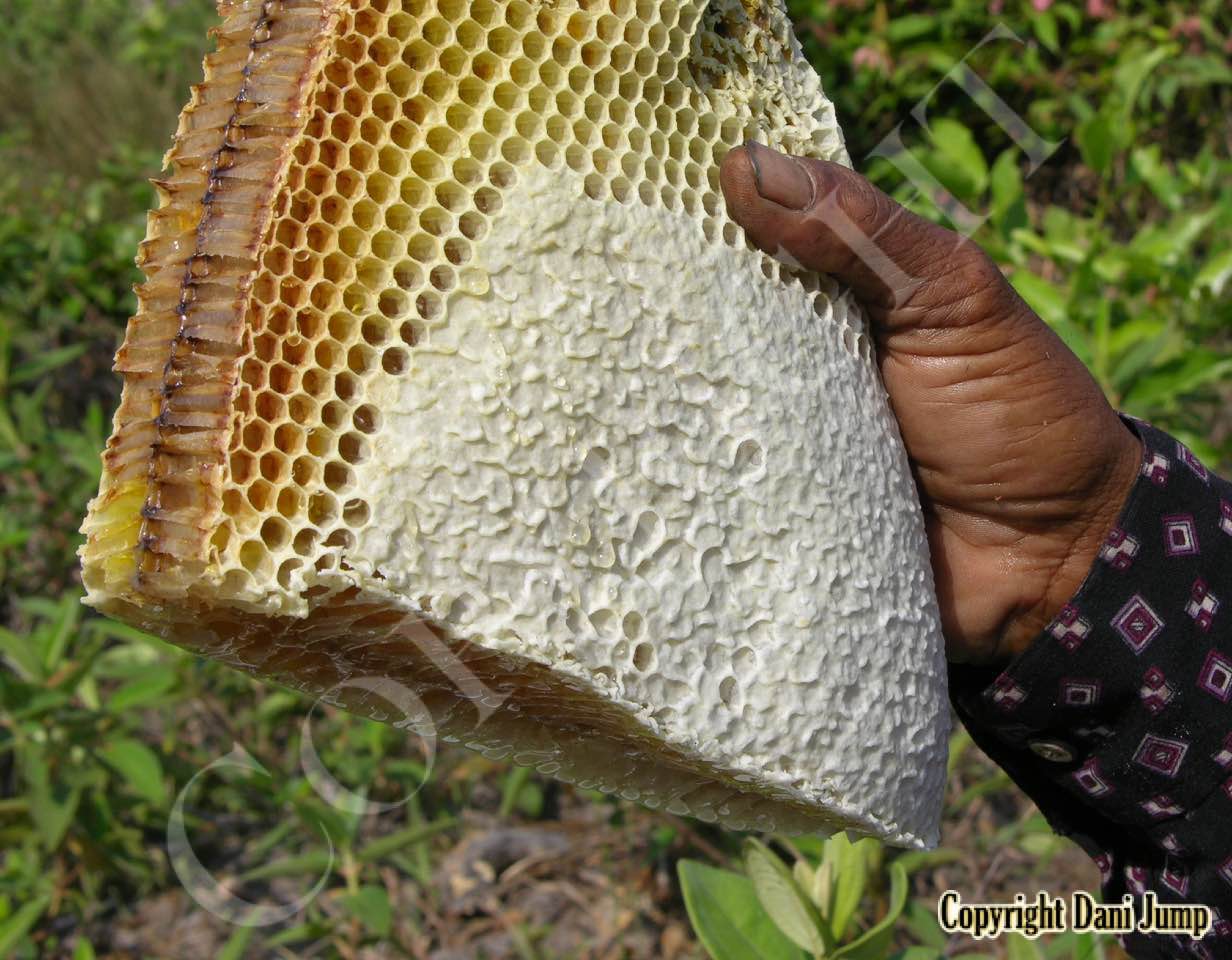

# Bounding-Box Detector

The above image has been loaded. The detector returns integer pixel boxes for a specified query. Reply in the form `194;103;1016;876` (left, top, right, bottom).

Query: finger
719;142;1008;331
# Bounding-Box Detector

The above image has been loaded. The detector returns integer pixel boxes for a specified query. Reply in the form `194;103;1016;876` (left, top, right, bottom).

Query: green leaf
1018;832;1065;857
901;900;947;950
499;764;532;818
786;833;829;862
1194;249;1232;298
1130;146;1183;210
19;740;79;850
1041;931;1100;959
1075;113;1114;175
927;119;988;197
893;847;963;876
1108;318;1172;393
291;796;355;849
793;857;816;902
263;920;333;948
1124;353;1232;408
823;833;869;943
1012;225;1082;265
1113;44;1177;123
216;926;254;960
0;626;45;682
1005;932;1043;960
1010;271;1094;367
744;839;831;955
1130;208;1218;267
678;859;808;960
357;817;455;863
1031;11;1059;54
515;780;544;818
35;594;79;675
239;850;334;883
0;895;48;956
1091;299;1112;388
71;937;97;960
1010;271;1067;327
255;690;303;722
885;15;935;44
99;738;166;807
107;666;177;712
341;885;392;937
989;151;1026;238
9;343;87;385
833;862;908;959
1168;54;1232;89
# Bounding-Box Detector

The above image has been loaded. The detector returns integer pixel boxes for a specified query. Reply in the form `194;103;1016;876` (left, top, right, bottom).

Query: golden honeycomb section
187;0;853;611
81;0;349;600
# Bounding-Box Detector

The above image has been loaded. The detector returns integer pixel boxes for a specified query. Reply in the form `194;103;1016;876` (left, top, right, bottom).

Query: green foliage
744;838;832;955
0;0;219;186
680;834;909;959
0;594;463;954
0;609;179;925
678;858;809;959
0;0;1228;954
680;733;1125;958
0;0;198;607
793;0;1232;468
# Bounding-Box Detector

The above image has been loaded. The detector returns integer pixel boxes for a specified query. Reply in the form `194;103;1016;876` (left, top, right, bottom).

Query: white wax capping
343;165;949;847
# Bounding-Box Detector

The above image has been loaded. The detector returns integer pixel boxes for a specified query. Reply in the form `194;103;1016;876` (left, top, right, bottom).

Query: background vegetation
0;0;1228;956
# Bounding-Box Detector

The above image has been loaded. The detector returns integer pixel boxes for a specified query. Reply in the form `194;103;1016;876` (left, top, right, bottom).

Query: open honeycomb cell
81;0;948;845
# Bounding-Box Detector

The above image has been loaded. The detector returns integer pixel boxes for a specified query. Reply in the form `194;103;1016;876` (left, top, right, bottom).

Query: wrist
993;419;1144;665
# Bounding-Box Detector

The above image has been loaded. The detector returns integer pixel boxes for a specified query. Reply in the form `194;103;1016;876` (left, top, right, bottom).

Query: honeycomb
80;0;949;844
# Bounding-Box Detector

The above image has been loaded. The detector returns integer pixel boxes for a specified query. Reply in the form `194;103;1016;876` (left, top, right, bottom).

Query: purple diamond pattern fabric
950;417;1232;959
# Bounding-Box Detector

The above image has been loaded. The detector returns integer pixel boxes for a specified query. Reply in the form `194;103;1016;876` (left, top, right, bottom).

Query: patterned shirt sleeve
949;417;1232;959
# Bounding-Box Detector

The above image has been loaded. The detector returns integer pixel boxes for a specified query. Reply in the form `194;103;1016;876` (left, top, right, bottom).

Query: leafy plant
679;833;908;959
679;857;809;959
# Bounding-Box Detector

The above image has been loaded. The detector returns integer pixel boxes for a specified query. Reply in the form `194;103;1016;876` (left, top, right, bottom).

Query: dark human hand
720;142;1143;667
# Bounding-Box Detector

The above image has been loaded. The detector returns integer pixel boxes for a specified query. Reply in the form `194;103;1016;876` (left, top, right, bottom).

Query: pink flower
1086;0;1113;17
1031;0;1053;10
1173;16;1202;38
851;45;891;74
989;0;1004;12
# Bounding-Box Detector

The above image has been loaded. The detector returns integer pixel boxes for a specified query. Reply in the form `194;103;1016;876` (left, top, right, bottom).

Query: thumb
719;142;1009;332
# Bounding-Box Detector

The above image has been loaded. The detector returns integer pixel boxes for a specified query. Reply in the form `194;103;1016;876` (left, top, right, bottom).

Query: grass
0;0;1228;956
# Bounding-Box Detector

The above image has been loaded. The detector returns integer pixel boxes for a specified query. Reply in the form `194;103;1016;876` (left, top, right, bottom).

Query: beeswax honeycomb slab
81;0;949;846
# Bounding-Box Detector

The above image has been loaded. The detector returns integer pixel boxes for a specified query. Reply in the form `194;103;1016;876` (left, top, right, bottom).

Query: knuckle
844;175;887;237
961;250;1017;314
